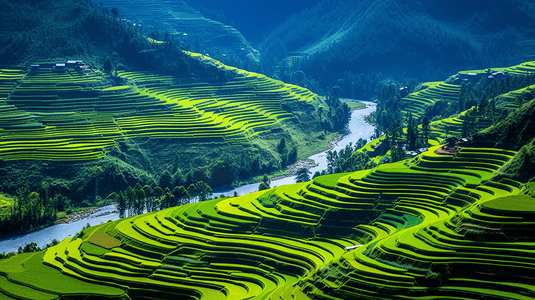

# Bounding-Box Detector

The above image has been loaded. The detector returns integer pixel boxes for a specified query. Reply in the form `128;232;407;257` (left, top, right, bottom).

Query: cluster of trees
0;184;66;238
277;137;299;168
0;239;60;259
323;87;351;132
295;168;312;183
258;174;271;191
112;181;212;218
372;81;407;135
325;138;372;174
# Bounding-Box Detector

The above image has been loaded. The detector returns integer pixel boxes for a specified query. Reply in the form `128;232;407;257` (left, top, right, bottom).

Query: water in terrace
0;100;376;254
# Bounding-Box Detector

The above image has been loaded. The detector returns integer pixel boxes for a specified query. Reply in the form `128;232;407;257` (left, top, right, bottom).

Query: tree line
0;183;59;238
112;181;212;218
0;178;214;238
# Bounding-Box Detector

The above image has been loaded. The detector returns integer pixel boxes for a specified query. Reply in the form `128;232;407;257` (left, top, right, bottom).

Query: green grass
480;195;535;214
341;99;366;110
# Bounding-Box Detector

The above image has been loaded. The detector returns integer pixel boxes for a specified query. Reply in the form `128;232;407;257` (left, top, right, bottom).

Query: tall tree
117;192;126;218
422;116;430;146
326;150;338;174
196;181;212;202
187;183;198;202
296;168;312;183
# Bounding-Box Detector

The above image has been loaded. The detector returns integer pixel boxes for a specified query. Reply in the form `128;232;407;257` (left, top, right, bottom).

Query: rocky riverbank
268;132;345;182
55;204;118;224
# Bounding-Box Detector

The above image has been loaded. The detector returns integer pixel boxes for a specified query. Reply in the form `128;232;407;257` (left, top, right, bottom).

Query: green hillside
0;53;318;161
0;52;341;201
95;0;261;71
1;142;532;299
354;60;535;171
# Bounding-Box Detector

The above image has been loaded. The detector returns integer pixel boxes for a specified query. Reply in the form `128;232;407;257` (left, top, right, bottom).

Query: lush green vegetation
0;0;352;238
260;0;535;99
331;60;535;176
2;1;535;299
0;56;350;237
1;140;531;299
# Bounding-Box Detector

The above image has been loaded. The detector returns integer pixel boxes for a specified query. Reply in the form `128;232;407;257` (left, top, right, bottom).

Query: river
214;100;376;196
0;101;376;254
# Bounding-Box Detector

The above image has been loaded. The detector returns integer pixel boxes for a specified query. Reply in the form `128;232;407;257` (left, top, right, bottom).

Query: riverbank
242;101;374;185
277;133;344;178
1;101;376;253
0;204;121;254
55;203;118;224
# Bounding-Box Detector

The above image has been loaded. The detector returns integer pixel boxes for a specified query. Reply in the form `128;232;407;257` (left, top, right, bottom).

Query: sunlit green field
0;53;318;162
2;143;533;299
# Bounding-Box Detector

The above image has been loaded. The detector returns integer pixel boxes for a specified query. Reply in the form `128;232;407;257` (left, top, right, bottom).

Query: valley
1;0;535;299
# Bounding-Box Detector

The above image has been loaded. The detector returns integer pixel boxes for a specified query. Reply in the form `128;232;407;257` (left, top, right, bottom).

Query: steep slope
0;53;336;198
260;0;535;97
96;0;261;70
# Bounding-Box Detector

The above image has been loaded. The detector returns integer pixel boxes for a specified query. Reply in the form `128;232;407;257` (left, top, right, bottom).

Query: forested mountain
0;0;194;72
260;0;535;98
95;0;262;71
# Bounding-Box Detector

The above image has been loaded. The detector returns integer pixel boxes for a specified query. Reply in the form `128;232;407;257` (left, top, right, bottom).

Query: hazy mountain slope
260;0;535;97
96;0;261;70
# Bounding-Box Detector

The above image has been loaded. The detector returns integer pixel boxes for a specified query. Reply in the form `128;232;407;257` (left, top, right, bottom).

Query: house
66;60;84;68
36;63;55;69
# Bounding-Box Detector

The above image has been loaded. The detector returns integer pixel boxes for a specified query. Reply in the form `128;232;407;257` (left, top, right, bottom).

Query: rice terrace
1;0;535;299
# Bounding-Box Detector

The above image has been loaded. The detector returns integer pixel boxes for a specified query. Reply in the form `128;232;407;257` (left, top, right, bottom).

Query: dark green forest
259;0;535;99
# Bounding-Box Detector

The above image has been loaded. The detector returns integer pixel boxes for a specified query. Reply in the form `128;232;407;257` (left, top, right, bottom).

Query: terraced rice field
395;60;535;148
401;82;461;120
1;145;532;299
0;53;317;161
400;60;535;122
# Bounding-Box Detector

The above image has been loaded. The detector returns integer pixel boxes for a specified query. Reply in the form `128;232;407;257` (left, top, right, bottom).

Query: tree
89;166;103;204
326;150;338;174
117;192;126;218
20;242;40;254
407;112;416;150
258;182;270;191
187;183;198;201
133;183;146;215
422;116;430;146
313;171;321;179
172;186;189;206
111;7;118;18
196;181;212;201
295;168;311;183
103;57;113;74
277;137;286;153
259;174;271;191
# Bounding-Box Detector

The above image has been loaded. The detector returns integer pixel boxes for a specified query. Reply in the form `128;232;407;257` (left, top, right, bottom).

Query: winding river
0;101;376;254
